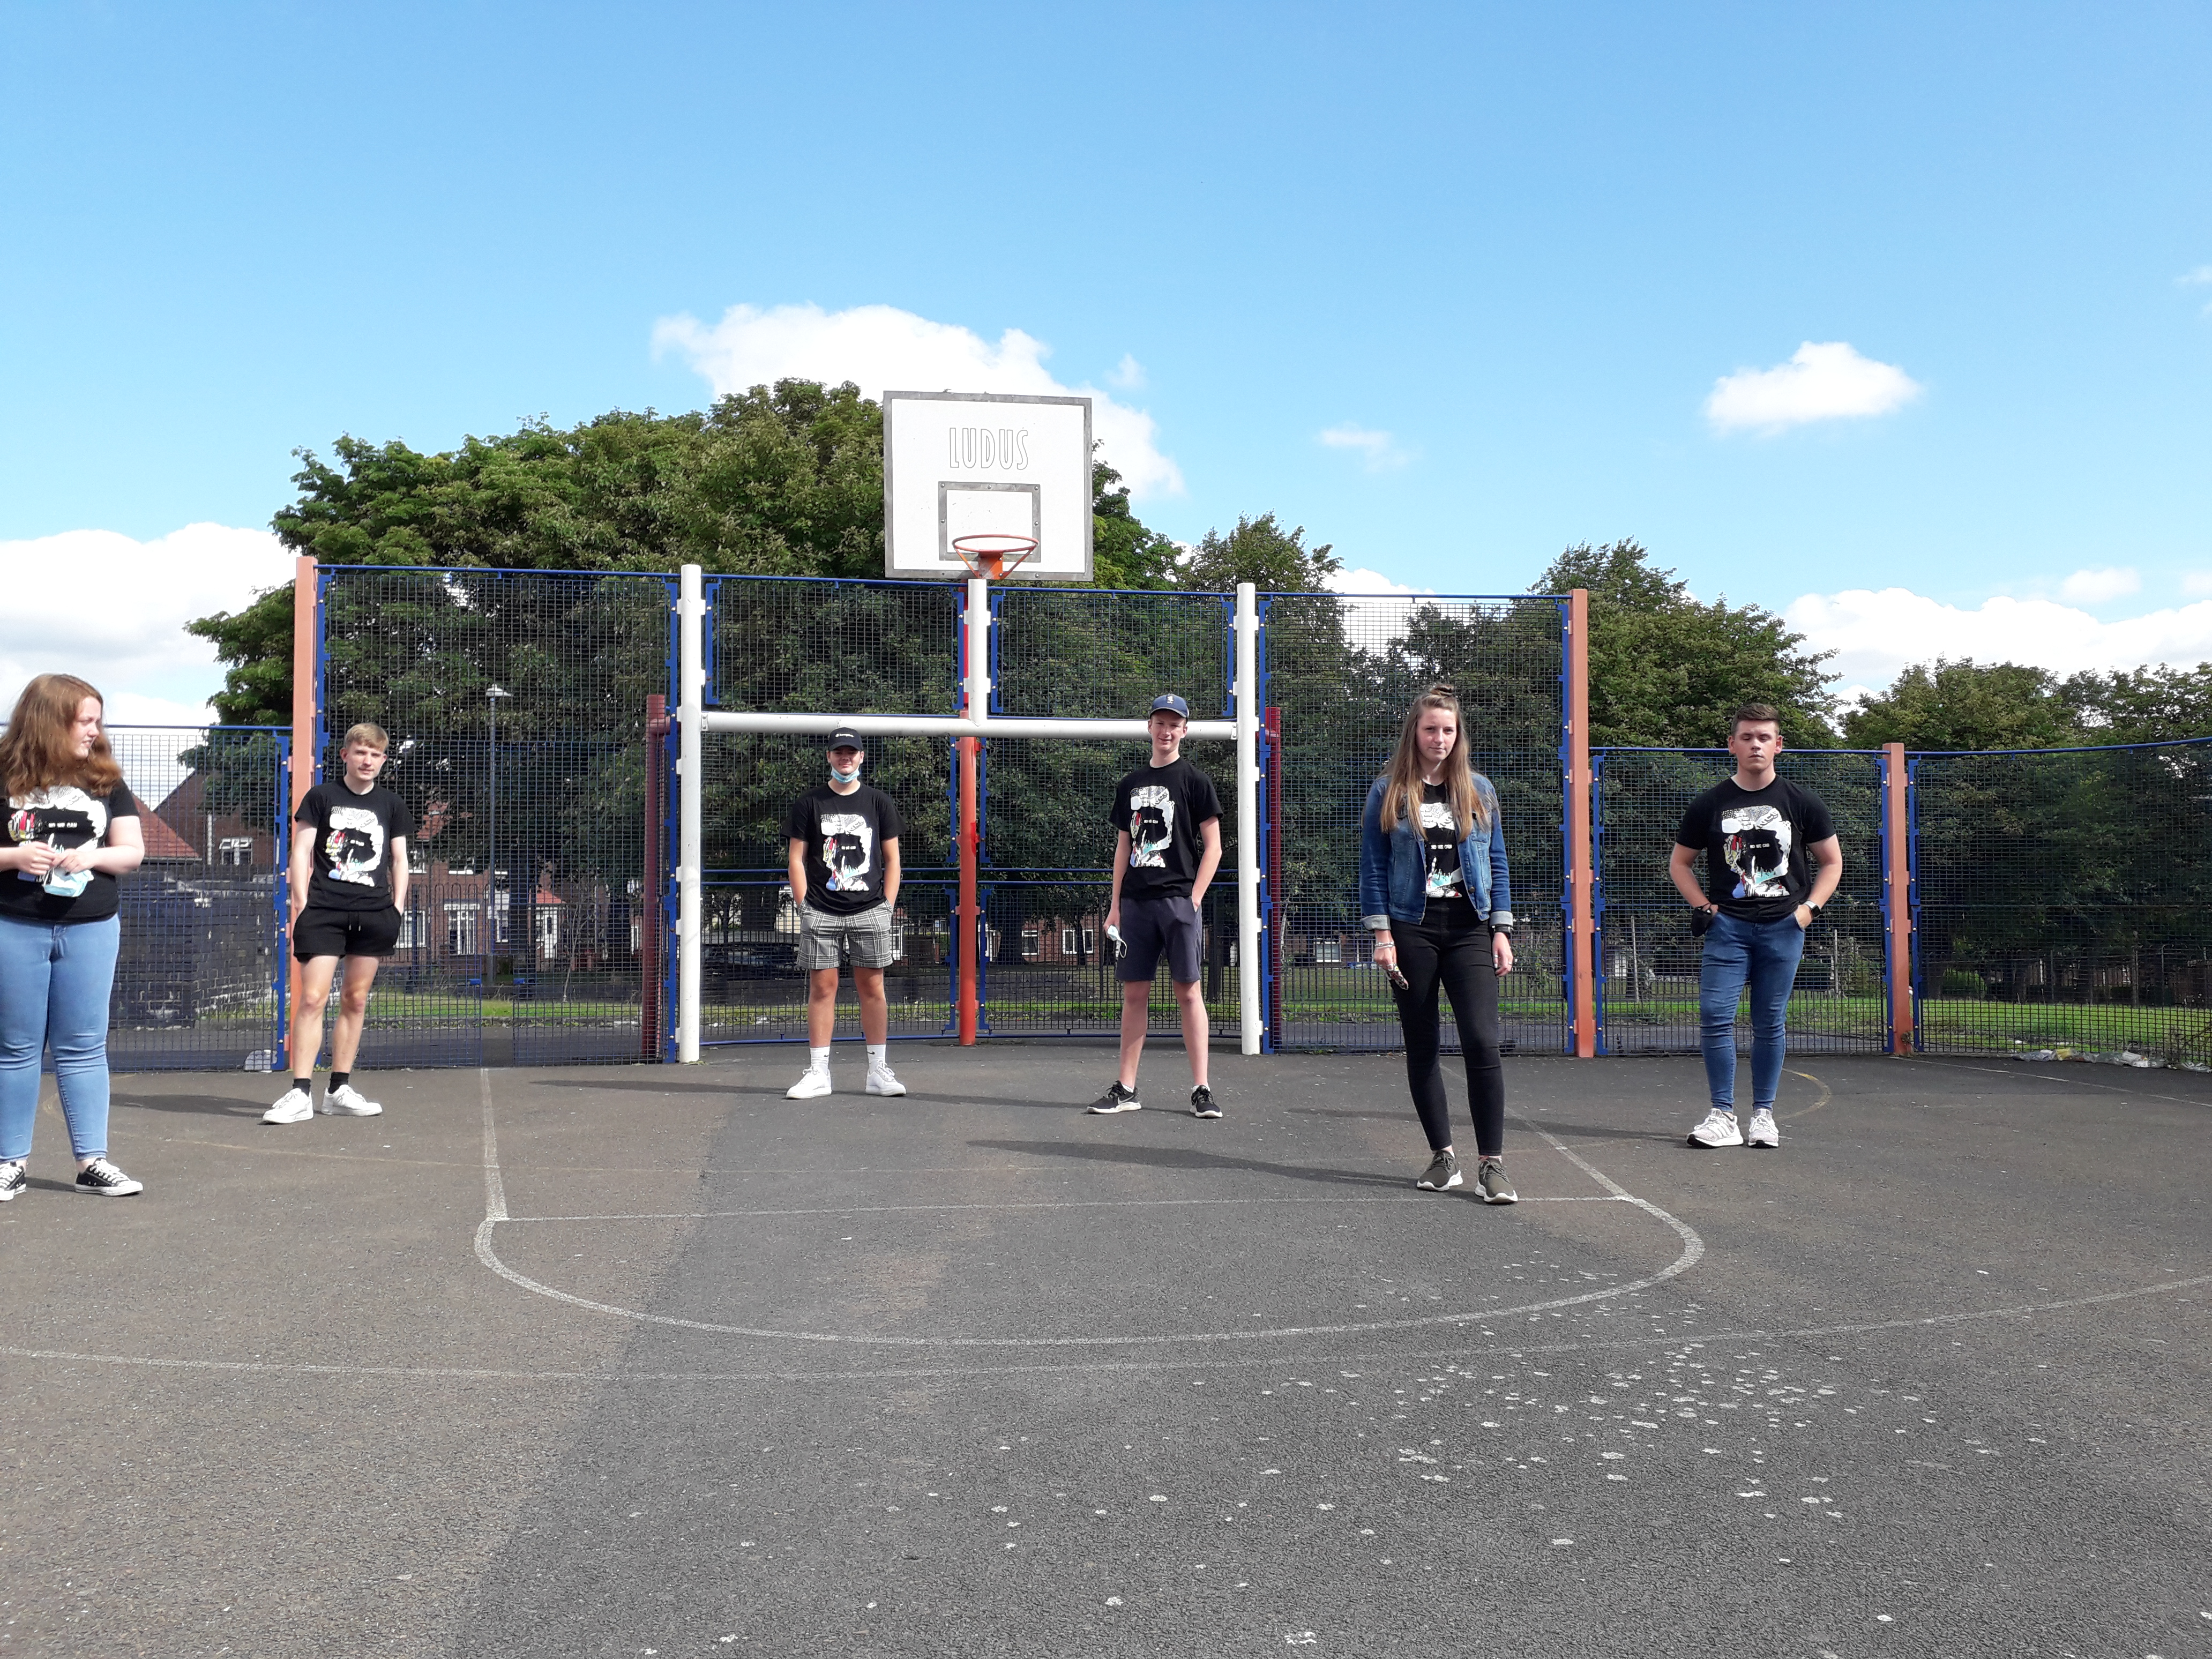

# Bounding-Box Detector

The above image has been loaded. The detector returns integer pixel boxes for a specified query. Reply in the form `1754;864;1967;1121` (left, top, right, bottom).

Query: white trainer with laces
262;1086;314;1125
1688;1108;1745;1149
865;1064;907;1097
320;1083;383;1117
0;1160;25;1202
787;1068;833;1100
1746;1108;1779;1148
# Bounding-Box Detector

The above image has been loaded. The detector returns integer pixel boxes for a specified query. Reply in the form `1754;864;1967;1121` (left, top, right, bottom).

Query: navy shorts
1116;894;1204;985
293;903;402;962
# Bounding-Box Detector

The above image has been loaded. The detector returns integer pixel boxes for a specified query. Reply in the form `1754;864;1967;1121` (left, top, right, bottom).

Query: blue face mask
829;759;860;783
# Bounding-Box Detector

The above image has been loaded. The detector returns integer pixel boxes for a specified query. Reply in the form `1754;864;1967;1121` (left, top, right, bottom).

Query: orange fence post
286;556;317;1055
1567;589;1596;1057
1883;741;1915;1055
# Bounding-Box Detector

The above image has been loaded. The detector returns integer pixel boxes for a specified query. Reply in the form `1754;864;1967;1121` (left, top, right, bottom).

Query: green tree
1183;513;1340;592
1533;539;1838;748
1842;659;2079;751
2058;663;2212;745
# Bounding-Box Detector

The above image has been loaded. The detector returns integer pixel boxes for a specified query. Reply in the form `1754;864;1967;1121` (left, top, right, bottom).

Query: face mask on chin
829;764;860;784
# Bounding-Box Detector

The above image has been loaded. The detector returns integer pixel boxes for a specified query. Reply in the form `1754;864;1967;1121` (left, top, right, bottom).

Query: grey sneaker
74;1157;144;1198
1190;1086;1221;1119
320;1082;383;1117
1474;1157;1518;1205
1416;1150;1462;1191
0;1160;24;1202
1746;1108;1779;1148
1688;1108;1744;1148
1086;1081;1141;1114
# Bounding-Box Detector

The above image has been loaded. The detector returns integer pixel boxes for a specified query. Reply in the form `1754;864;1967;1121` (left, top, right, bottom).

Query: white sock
867;1044;888;1068
809;1046;831;1072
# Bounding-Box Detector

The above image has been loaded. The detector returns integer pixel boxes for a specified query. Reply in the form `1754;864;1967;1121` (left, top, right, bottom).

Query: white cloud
2181;265;2212;285
1705;341;1923;434
2057;566;2141;604
0;524;291;727
652;301;1184;499
1786;586;2212;689
1322;565;1439;642
1317;423;1412;473
2183;571;2212;597
1107;353;1147;391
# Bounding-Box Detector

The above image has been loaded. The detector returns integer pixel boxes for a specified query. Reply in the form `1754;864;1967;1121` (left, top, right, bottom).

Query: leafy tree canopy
1183;513;1340;592
1533;539;1839;749
1844;657;2212;750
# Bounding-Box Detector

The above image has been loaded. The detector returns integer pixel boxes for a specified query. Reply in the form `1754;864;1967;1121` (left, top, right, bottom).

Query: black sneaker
74;1157;144;1198
0;1160;24;1202
1191;1086;1222;1119
1086;1081;1142;1115
1416;1151;1462;1191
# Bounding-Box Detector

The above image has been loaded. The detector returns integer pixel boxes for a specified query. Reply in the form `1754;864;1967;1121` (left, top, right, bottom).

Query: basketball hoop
951;534;1037;581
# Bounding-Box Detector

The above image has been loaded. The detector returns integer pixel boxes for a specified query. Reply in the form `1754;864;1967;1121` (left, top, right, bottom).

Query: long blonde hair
1380;684;1489;839
0;674;124;798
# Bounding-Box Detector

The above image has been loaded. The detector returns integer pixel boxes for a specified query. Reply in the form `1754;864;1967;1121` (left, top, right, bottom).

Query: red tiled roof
132;795;200;861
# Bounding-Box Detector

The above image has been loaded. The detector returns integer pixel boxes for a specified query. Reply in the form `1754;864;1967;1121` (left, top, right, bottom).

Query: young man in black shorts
264;723;413;1125
1088;694;1224;1119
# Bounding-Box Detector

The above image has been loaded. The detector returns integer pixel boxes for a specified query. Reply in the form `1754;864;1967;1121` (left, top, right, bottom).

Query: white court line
469;1071;1708;1347
507;1195;1627;1223
5;1271;2205;1386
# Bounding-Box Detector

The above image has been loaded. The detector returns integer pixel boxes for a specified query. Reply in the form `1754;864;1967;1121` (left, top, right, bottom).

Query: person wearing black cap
1087;693;1224;1118
782;727;906;1100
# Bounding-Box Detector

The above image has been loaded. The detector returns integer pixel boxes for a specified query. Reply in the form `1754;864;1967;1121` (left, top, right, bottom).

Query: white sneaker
1688;1108;1744;1149
320;1082;383;1117
262;1086;314;1125
786;1067;832;1100
1746;1109;1779;1148
865;1064;907;1097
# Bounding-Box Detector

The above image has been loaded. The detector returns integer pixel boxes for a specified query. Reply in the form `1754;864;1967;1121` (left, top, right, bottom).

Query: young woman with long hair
1356;685;1518;1202
0;674;147;1199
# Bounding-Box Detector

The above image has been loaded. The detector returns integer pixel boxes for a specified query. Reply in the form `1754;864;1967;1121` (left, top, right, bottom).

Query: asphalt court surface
3;1046;2208;1657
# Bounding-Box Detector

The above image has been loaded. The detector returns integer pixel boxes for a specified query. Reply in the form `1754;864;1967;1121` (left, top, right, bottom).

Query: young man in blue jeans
1668;704;1842;1149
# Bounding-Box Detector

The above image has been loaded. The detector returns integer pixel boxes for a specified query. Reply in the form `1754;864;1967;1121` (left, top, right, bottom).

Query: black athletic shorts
1116;894;1204;985
293;903;403;962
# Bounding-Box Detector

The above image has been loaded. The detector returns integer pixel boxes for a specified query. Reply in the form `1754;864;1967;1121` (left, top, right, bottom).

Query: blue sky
3;1;2209;719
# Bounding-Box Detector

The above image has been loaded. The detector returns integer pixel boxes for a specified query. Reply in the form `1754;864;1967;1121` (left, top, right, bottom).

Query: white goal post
671;567;1264;1061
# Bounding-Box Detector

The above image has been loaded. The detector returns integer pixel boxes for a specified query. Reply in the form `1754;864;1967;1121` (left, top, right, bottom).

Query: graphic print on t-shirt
8;786;109;863
1720;804;1791;900
323;805;386;887
1129;785;1174;868
1419;798;1464;897
820;812;874;894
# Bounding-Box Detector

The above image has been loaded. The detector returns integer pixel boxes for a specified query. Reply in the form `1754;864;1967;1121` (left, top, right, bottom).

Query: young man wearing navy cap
783;727;906;1100
1088;694;1224;1118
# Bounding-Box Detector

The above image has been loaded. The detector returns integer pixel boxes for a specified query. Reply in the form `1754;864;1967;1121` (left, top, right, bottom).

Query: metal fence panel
320;567;674;1066
1258;593;1568;1055
1593;748;1887;1055
1912;741;2212;1065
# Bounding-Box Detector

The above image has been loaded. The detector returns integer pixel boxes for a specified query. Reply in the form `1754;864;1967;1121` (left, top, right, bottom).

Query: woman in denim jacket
1357;685;1517;1203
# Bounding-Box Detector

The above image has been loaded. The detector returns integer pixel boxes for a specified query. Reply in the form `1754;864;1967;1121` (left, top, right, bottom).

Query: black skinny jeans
1389;908;1505;1157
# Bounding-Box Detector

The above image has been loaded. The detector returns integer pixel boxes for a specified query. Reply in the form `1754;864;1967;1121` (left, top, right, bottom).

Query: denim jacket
1356;774;1514;929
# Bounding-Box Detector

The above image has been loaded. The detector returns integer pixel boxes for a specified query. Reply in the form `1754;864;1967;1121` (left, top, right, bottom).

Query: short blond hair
342;722;391;752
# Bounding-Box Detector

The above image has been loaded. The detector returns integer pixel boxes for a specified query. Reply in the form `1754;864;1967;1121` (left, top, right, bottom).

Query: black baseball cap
825;727;864;751
1148;694;1191;720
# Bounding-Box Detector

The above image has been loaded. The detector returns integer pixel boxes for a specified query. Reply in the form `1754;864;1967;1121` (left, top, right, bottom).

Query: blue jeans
0;913;121;1162
1699;910;1806;1113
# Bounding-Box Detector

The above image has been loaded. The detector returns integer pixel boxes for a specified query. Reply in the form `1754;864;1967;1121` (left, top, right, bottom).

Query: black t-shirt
1111;757;1223;901
2;780;138;924
785;782;903;916
1418;781;1478;930
1676;776;1836;923
295;781;415;911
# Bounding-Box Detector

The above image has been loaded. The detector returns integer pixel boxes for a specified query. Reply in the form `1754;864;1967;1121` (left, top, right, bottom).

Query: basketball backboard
883;391;1093;580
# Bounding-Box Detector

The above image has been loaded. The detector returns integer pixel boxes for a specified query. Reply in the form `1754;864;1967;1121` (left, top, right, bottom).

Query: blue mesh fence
1911;739;2212;1066
1258;592;1569;1055
1593;748;1887;1055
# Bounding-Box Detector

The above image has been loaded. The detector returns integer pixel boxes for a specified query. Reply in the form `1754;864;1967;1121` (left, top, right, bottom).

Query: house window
1081;926;1096;955
445;903;480;955
1314;938;1342;964
1060;927;1077;956
536;908;560;959
218;836;253;868
492;891;511;946
1021;928;1041;960
395;909;419;950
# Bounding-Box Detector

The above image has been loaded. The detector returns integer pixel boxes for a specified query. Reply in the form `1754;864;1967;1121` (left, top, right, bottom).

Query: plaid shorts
796;902;896;970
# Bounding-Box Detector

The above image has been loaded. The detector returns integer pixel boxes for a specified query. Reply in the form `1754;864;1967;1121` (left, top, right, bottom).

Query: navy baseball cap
1148;694;1191;719
825;727;864;750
